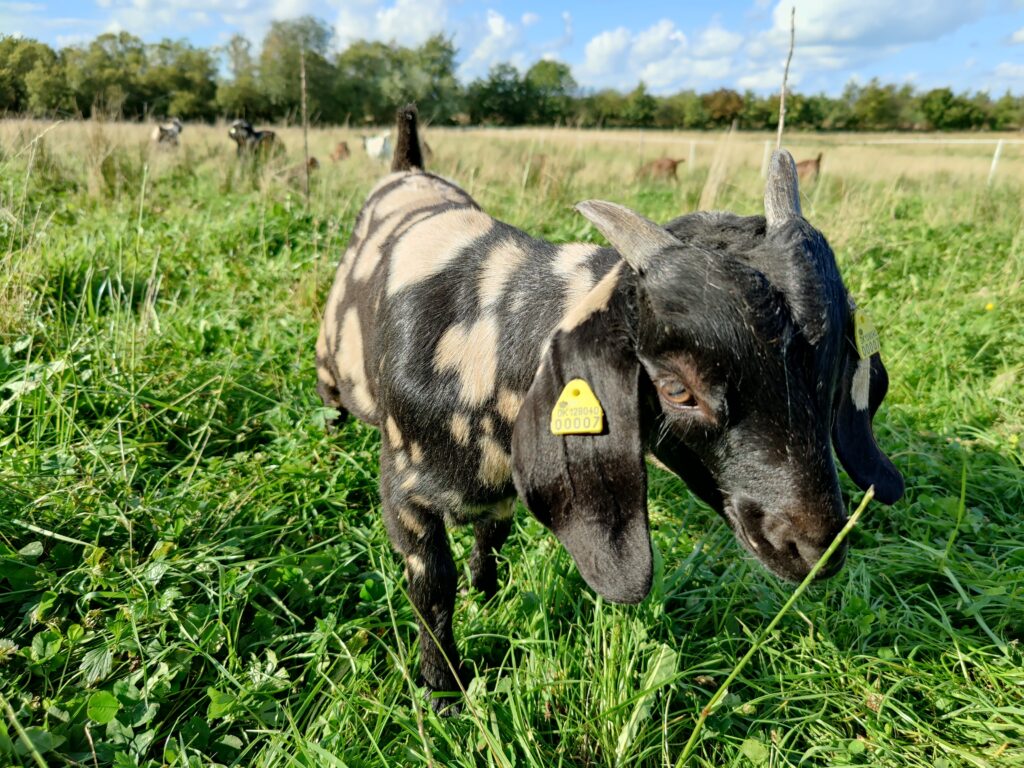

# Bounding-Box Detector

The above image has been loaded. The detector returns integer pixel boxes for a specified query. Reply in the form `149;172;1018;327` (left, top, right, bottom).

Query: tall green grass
1;122;1022;767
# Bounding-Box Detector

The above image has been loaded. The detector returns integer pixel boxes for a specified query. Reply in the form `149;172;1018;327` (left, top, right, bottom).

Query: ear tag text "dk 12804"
551;378;604;435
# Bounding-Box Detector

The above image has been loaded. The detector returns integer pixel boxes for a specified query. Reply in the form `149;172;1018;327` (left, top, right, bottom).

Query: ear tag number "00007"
550;378;604;435
853;309;881;360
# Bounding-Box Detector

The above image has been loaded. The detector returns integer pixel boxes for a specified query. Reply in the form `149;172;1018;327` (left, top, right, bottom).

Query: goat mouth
723;501;847;583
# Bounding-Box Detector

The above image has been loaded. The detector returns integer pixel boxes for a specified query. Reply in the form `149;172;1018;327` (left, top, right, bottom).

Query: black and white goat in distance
151;118;183;147
227;119;282;158
315;106;904;713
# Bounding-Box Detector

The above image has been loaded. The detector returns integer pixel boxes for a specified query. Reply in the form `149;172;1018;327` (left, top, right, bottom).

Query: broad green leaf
14;727;64;757
207;687;238;719
18;541;43;558
87;690;122;724
740;738;770;764
80;646;114;685
30;629;61;662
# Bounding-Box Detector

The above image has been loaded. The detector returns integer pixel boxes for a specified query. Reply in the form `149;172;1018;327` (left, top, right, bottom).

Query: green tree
525;59;576;124
62;32;148;117
24;57;72;115
740;90;775;130
216;35;270;120
0;36;59;113
335;40;402;124
142;39;217;119
466;64;534;125
575;89;627;127
622;82;657;127
259;16;338;122
921;87;985;130
403;35;462;124
990;91;1024;130
701;88;743;126
850;79;902;130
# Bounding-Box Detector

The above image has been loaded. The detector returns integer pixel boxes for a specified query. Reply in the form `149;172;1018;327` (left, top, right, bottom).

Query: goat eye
659;380;696;408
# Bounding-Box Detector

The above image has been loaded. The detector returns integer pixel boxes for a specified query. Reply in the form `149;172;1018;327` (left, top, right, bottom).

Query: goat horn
575;200;681;274
764;149;802;228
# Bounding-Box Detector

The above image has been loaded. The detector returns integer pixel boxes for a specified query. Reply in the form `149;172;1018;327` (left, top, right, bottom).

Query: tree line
2;17;1023;131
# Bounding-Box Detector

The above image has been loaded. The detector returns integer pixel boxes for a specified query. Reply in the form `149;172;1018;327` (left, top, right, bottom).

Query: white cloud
521;12;539;27
537;10;572;60
693;24;743;57
578;18;746;92
1011;27;1024;44
335;0;448;48
737;67;801;90
458;9;526;78
0;1;46;11
765;0;987;48
55;33;91;46
736;0;991;93
994;61;1024;79
580;27;631;78
630;19;686;65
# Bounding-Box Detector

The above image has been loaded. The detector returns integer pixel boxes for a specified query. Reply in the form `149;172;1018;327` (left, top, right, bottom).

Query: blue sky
3;0;1023;94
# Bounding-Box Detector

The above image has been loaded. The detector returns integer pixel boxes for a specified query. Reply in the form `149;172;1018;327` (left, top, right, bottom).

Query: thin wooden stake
987;139;1004;187
761;139;772;178
776;6;795;149
300;46;310;207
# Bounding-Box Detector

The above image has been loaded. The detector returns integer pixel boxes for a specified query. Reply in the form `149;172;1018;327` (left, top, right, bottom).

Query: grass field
1;119;1022;767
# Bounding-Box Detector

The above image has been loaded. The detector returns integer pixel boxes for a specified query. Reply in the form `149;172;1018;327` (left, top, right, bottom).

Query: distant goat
279;157;319;189
331;141;351;162
228;119;282;158
361;132;392;162
796;152;823;182
316;106;903;713
637;157;684;180
151;118;183;147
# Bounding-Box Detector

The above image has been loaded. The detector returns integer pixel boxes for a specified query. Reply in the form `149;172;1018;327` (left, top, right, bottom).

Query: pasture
1;119;1022;767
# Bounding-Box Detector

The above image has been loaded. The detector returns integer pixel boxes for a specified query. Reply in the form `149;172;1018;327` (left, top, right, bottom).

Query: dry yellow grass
3;119;1020;185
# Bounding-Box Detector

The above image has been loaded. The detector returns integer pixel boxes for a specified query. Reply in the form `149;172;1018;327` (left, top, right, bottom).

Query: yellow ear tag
550;378;604;435
853;309;881;359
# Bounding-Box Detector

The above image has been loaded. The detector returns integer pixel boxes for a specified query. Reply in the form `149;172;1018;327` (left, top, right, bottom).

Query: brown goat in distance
796;152;823;182
331;141;351;162
637;157;684;181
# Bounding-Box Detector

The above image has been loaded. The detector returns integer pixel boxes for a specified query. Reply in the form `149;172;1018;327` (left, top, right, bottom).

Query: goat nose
733;496;847;580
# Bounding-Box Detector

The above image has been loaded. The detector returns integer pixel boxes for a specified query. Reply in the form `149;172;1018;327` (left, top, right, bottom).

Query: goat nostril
786;541;801;562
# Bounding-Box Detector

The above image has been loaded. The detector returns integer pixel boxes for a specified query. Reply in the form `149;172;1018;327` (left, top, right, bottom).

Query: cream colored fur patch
388;208;494;295
434;317;501;407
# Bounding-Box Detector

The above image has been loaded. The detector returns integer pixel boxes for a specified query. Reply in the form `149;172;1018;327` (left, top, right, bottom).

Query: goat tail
391;103;424;172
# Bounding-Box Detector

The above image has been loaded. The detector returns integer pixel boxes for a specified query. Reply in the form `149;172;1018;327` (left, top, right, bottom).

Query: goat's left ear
832;331;905;505
511;291;651;604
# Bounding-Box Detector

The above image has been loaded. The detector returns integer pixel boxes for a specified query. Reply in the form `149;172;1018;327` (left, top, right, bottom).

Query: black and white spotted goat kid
228;119;282;157
151;118;183;147
316;105;904;712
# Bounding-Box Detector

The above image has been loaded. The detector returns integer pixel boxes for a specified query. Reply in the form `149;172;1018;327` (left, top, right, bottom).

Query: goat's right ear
832;322;905;505
511;285;652;604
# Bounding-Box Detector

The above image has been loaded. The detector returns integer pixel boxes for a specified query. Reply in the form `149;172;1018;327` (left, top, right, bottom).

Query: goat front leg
469;498;514;599
381;456;466;714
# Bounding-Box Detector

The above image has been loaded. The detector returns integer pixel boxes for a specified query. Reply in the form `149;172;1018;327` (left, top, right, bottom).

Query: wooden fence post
988;139;1004;187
